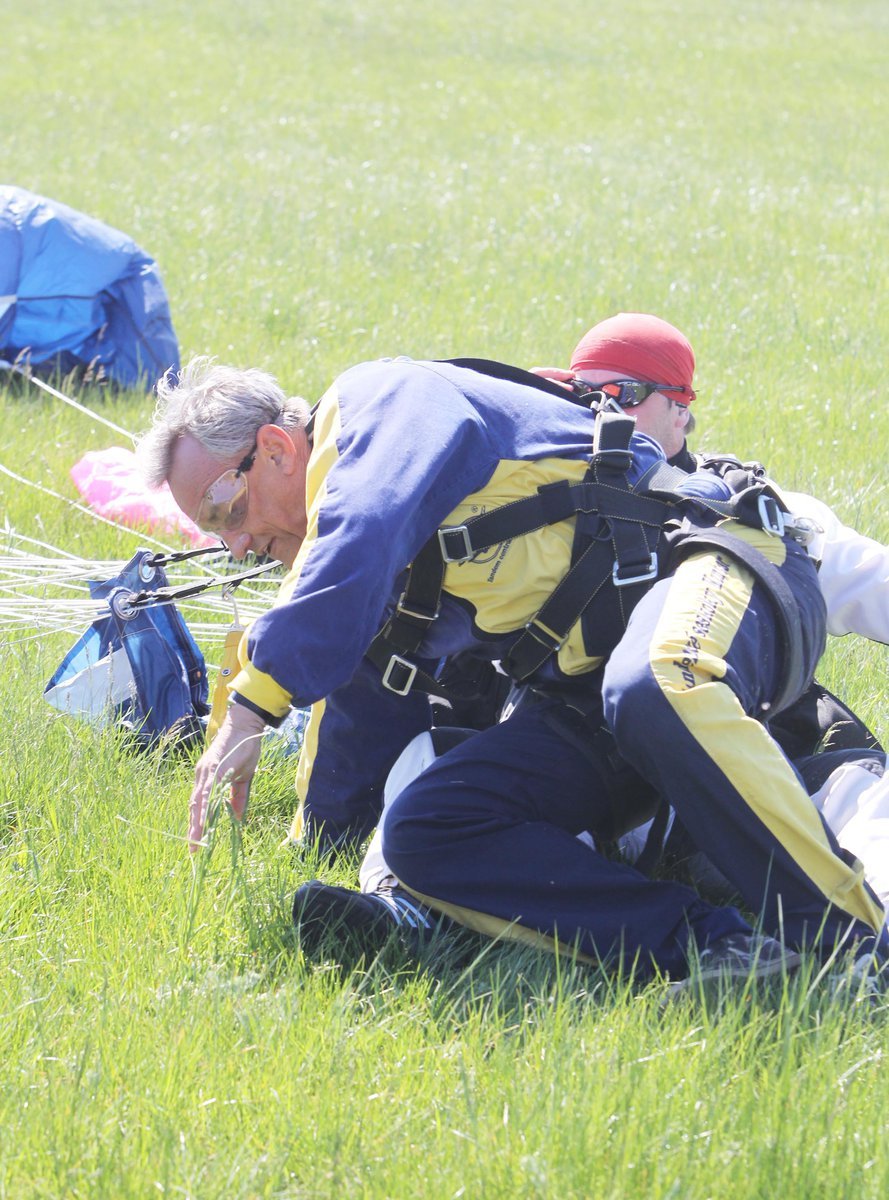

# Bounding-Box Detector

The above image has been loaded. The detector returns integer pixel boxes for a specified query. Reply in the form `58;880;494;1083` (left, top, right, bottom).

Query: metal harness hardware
612;552;659;588
757;493;785;537
438;526;475;565
381;654;419;697
365;359;809;713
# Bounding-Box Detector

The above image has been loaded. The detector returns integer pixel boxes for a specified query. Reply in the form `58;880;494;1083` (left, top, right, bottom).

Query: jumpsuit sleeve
784;491;889;643
228;359;501;715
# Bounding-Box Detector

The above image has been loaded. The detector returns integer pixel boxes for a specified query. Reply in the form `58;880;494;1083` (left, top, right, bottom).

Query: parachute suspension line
2;529;82;560
1;363;284;635
148;545;229;567
206;584;246;745
4;372;280;602
10;363;135;441
0;460;175;553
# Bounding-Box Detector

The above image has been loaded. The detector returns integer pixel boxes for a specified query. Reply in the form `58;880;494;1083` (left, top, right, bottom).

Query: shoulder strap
439;357;588;403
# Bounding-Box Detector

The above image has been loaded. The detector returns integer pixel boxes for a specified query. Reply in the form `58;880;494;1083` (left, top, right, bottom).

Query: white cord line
4;374;278;600
0;461;175;552
1;529;82;560
9;365;135;441
0;517;277;606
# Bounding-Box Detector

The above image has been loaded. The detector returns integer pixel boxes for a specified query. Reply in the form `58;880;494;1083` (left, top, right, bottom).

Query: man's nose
220;530;253;559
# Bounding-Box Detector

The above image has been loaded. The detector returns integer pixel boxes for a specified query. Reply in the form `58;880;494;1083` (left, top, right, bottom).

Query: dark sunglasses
577;379;691;410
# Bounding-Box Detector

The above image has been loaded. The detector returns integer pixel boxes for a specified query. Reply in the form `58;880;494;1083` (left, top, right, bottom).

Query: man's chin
271;538;301;569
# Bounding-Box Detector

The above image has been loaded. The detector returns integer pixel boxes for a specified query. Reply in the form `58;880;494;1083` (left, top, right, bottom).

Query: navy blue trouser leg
382;696;749;977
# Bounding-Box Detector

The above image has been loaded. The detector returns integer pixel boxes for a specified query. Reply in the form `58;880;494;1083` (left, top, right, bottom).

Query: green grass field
1;1;887;1196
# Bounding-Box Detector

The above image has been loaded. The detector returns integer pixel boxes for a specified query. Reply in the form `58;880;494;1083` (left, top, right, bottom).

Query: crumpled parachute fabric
0;185;179;390
71;446;216;548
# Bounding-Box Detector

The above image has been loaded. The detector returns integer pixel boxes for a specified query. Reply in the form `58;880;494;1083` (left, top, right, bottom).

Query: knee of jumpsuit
380;697;621;897
381;781;476;896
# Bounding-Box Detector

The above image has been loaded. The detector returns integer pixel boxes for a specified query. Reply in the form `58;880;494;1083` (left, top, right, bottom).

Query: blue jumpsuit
225;357;885;972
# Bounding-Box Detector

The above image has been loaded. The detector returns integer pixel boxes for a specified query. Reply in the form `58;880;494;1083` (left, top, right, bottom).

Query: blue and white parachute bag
45;549;209;748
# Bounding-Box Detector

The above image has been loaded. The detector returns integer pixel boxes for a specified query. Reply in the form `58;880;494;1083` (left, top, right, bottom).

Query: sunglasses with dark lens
194;442;257;534
593;380;690;409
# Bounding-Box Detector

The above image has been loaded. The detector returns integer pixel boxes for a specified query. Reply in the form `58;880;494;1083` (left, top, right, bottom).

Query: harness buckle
381;654;418;696
438;525;475;564
612;552;659;588
395;591;440;623
783;515;820;548
757;493;785;537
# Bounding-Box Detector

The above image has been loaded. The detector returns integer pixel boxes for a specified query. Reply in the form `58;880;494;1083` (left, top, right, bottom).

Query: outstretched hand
188;703;267;850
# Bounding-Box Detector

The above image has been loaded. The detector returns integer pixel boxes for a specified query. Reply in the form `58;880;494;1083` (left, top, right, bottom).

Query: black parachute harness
365;359;818;722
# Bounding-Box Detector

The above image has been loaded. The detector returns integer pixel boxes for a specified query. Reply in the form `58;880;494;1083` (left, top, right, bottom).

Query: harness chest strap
367;409;670;696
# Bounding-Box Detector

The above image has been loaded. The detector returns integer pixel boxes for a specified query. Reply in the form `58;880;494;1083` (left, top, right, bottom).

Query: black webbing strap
441;357;586;403
591;409;636;475
586;411;666;632
502;489;673;681
437;478;669;565
363;638;446;698
371;406;680;696
637;459;790;536
375;536;446;654
502;537;615;679
438;480;583;564
365;535;448;695
364;636;503;703
666;526;808;717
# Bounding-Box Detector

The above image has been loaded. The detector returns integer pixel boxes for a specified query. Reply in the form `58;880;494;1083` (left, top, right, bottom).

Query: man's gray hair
138;357;311;488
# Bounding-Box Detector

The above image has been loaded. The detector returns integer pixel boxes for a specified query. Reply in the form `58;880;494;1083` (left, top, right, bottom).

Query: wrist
227;694;272;731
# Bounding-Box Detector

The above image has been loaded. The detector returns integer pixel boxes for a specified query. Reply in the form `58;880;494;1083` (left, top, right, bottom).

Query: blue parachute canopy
0;185;179;390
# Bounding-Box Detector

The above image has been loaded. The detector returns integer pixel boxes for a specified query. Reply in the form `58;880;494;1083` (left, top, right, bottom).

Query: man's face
575;370;691;459
629;394;690;459
167;429;309;568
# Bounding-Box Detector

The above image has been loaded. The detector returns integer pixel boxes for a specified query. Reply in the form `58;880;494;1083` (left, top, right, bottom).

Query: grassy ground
1;1;888;1196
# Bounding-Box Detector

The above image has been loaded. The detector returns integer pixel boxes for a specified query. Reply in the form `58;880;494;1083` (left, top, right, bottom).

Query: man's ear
256;423;300;472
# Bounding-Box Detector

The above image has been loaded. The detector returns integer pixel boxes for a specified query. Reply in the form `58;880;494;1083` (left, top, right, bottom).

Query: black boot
292;880;447;958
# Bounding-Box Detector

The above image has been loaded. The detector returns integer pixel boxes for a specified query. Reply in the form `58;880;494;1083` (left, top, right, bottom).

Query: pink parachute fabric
71;446;216;548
